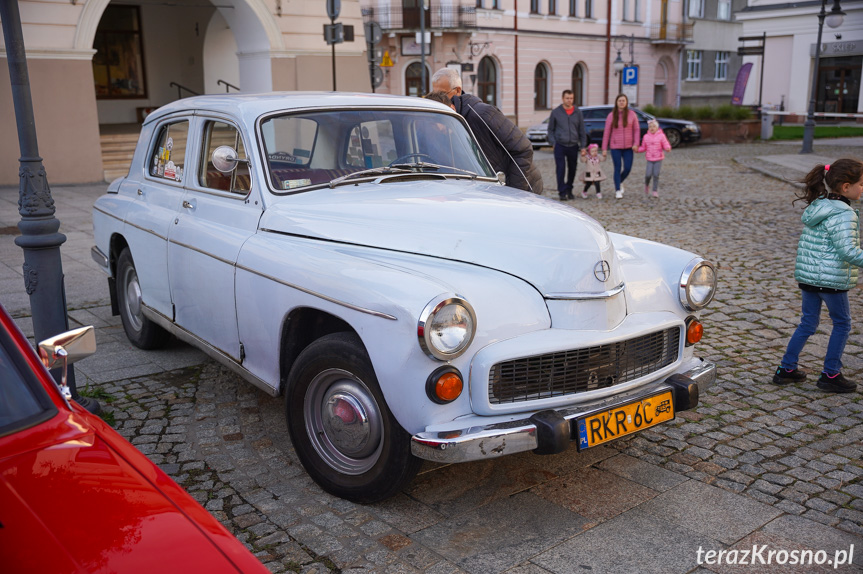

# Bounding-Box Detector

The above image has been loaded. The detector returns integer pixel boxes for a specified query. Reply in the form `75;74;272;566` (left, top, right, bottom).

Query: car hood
0;414;242;573
527;123;547;133
260;179;620;295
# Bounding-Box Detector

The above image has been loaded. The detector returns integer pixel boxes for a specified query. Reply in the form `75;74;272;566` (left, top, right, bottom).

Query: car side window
199;120;251;194
346;120;397;168
150;120;189;183
582;109;605;120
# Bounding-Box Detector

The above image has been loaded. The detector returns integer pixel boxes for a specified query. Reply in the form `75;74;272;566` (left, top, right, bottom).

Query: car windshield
259;109;496;192
0;330;52;436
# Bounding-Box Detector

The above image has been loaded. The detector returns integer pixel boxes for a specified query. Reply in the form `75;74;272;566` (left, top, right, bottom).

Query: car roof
144;92;454;125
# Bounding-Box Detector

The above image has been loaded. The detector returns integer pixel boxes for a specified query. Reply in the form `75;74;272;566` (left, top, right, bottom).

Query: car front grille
487;328;680;404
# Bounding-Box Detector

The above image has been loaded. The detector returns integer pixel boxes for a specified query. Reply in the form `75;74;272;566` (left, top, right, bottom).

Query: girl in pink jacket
637;120;671;198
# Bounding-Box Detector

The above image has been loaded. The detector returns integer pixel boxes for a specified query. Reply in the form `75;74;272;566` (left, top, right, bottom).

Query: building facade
735;0;863;118
679;0;747;106
0;0;369;185
362;0;693;128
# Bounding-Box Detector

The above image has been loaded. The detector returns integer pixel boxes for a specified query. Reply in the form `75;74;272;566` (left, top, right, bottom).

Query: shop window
93;5;147;99
478;57;498;107
534;63;549;110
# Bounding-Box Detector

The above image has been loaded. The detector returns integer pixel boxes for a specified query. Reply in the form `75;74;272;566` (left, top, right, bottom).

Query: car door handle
137;189;143;196
182;200;195;210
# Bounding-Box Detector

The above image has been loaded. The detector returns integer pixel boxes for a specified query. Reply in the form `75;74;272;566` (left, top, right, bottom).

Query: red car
0;305;269;573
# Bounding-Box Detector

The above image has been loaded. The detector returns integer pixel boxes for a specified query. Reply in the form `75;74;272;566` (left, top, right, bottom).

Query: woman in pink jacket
601;93;640;199
637;119;672;198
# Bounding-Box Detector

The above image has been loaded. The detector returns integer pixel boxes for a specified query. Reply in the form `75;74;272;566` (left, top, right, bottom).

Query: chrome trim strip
125;220;167;241
90;246;109;269
168;239;235;266
141;304;279;397
93;205;123;223
235;263;398;321
411;361;716;463
544;281;626;301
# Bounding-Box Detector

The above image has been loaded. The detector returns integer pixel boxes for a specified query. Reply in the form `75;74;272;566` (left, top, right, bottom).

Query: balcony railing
361;5;477;30
649;22;694;44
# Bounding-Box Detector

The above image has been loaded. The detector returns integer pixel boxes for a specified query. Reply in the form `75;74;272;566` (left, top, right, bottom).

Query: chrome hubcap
123;267;143;332
305;369;383;475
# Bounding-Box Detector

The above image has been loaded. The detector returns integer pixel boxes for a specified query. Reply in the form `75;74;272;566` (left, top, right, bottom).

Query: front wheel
285;332;421;503
665;128;682;148
116;248;169;349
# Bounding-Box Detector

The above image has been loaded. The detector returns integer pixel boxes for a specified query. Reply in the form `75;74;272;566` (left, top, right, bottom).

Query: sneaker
559;195;568;201
816;372;857;393
581;191;588;199
615;190;623;199
652;191;659;198
644;184;650;195
596;192;603;199
773;367;807;385
620;184;625;193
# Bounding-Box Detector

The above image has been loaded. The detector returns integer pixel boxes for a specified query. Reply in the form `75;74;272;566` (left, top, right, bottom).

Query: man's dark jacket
547;105;587;148
453;94;543;194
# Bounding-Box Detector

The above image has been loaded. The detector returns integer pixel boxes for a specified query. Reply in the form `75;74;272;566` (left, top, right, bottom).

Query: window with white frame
634;0;640;21
569;0;577;16
531;0;540;13
687;50;702;80
584;0;593;18
714;51;729;80
717;0;731;19
623;0;630;20
549;0;557;15
688;0;703;18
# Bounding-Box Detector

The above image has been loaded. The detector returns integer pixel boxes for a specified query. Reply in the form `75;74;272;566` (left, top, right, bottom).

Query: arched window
572;64;585;107
405;62;429;97
534;63;549;110
477;57;497;107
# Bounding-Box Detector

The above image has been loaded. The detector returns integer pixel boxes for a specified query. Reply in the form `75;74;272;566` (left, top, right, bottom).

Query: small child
579;144;606;199
637;120;671;198
773;158;863;393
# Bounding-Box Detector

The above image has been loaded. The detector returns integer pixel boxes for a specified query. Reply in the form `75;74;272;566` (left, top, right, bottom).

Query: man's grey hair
432;68;462;90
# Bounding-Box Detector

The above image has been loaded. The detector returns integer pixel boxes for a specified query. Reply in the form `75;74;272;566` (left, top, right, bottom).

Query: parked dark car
527;106;700;149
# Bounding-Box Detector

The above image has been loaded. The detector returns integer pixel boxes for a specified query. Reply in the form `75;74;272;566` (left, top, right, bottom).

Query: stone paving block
598;454;689;492
531;507;719;574
411;492;587;574
639;480;782;545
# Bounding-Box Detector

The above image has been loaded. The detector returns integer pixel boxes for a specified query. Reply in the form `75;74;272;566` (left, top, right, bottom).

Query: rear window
150;120;189;183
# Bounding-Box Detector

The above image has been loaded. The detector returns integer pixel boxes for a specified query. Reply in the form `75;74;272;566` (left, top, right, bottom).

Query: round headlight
679;259;717;311
418;295;477;360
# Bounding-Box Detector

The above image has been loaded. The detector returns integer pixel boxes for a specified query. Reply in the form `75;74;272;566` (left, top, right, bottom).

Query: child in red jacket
637;120;671;198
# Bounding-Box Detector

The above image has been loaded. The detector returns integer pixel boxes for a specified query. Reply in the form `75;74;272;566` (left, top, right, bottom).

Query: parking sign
622;66;638;86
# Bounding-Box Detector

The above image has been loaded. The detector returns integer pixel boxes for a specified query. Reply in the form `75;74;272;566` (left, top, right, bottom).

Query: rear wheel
665;128;682;148
285;332;421;503
116;248;169;349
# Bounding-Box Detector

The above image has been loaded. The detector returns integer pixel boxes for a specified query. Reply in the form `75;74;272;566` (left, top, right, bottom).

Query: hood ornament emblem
594;260;611;282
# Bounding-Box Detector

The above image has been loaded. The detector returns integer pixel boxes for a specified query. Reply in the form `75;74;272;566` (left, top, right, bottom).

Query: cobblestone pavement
2;142;863;573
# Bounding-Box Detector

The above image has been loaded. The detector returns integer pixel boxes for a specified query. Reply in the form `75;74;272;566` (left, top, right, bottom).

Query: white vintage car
92;93;716;503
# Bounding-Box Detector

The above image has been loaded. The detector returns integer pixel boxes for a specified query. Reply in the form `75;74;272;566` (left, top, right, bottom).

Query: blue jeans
610;149;634;191
781;290;852;374
553;143;580;195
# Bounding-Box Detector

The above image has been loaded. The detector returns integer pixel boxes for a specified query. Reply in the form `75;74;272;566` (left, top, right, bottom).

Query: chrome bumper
410;360;715;463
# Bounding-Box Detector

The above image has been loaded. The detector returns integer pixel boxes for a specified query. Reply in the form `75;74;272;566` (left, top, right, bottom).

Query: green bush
694;106;715;120
715;104;737;120
642;103;658;116
656;106;675;118
676;105;695;120
733;106;753;120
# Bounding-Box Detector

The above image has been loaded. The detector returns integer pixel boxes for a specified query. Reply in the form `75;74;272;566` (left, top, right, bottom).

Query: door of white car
167;119;262;361
123;118;191;319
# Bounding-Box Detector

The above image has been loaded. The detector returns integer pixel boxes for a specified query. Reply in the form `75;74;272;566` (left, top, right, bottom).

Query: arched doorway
405;62;430;97
534;63;549;110
477;57;497;107
572;63;585;107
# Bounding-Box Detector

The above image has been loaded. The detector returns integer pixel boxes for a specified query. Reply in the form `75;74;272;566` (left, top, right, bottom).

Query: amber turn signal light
686;317;703;346
426;367;463;404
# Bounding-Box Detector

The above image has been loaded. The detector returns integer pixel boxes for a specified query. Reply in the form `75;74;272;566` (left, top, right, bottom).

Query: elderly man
547;89;587;200
431;68;543;194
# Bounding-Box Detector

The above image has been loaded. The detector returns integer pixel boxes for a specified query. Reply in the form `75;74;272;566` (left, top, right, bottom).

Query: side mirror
39;326;96;400
496;171;506;185
212;145;245;173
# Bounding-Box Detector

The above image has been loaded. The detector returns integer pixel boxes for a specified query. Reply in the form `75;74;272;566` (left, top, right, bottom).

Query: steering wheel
389;153;434;166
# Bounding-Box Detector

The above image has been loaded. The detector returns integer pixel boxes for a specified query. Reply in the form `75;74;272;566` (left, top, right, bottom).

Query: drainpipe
605;0;613;104
514;0;519;126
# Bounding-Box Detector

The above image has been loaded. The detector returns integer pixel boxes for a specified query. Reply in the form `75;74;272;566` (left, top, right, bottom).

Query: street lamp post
0;0;100;413
801;0;845;154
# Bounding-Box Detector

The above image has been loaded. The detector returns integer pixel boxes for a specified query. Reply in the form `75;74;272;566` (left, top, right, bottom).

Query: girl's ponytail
795;158;863;206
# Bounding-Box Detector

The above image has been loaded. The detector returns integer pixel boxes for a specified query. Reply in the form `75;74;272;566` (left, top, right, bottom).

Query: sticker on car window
269;151;298;163
283;179;311;190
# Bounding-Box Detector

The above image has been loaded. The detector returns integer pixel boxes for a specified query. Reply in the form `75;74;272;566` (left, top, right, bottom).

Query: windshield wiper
391;161;479;178
329;166;412;187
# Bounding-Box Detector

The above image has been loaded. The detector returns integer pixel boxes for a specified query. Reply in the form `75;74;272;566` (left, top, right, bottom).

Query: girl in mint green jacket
774;158;863;393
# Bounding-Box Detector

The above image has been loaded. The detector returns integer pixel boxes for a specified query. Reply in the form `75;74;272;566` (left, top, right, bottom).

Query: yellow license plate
575;391;674;449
